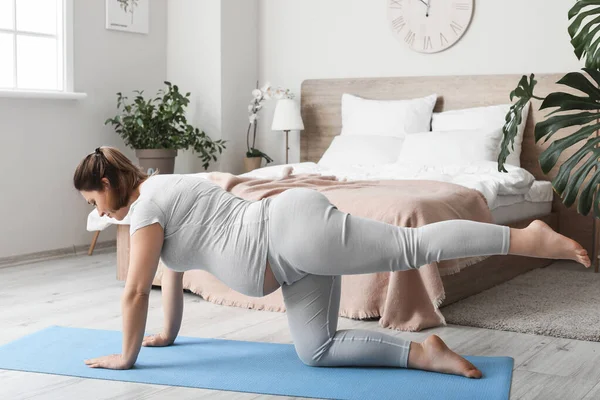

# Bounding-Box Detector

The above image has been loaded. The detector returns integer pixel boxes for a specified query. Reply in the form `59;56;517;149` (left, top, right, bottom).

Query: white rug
441;266;600;341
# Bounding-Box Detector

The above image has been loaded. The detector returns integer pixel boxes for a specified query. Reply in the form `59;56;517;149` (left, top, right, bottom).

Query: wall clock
388;0;474;53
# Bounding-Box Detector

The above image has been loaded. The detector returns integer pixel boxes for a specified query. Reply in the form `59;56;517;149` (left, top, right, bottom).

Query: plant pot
244;156;262;173
136;149;178;175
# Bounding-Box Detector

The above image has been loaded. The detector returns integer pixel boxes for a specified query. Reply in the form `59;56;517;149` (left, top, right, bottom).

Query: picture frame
105;0;149;34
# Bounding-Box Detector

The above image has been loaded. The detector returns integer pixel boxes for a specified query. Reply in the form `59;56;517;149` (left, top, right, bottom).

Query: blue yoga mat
0;326;513;400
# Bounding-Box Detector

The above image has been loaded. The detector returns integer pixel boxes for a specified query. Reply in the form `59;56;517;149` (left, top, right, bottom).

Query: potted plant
500;0;600;218
105;81;226;174
245;81;276;172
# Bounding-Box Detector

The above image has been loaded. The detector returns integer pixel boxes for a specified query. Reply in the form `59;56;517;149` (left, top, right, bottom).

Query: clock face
388;0;474;54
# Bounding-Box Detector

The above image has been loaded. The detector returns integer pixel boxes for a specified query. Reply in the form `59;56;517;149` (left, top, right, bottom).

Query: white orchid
275;88;294;99
248;84;293;117
260;82;271;93
246;81;294;164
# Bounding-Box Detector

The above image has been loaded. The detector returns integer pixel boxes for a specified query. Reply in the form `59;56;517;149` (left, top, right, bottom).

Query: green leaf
535;111;599;143
499;74;538;172
562;153;597;205
568;1;600;68
538;123;600;170
552;142;591;193
543;132;600;217
554;71;600;100
541;92;600;111
579;167;600;216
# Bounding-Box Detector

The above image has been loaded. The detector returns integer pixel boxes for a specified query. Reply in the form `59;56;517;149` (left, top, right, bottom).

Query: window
0;0;72;93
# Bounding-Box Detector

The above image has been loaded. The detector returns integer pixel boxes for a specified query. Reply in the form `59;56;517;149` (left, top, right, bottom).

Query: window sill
0;89;87;100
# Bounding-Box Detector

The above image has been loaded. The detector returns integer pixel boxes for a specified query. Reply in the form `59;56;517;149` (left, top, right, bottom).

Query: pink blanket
153;171;493;331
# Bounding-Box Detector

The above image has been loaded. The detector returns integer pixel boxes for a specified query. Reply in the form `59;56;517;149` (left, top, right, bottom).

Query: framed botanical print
106;0;149;34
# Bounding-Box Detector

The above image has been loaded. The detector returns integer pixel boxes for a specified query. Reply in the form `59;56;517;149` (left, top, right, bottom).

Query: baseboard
0;240;117;269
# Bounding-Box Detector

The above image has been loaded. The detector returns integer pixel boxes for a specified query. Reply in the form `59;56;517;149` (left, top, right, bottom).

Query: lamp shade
271;99;304;131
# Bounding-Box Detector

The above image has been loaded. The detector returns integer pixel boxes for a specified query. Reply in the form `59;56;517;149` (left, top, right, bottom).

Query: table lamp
271;99;304;164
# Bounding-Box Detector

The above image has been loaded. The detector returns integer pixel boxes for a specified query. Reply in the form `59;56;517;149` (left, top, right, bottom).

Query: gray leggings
266;188;510;368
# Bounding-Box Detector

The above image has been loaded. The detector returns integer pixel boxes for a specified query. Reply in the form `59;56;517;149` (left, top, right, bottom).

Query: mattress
490;180;553;225
491;200;553;225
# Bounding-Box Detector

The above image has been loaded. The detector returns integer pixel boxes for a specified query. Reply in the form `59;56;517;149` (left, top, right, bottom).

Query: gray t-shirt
128;174;271;297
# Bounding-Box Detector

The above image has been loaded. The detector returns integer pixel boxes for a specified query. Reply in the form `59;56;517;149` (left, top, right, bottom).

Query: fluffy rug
441;267;600;341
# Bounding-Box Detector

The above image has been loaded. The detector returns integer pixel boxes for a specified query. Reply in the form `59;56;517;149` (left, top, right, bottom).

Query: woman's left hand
84;354;132;370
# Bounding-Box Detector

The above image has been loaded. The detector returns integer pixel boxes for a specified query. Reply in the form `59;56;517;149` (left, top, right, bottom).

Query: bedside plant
500;0;600;218
245;81;275;172
105;81;226;173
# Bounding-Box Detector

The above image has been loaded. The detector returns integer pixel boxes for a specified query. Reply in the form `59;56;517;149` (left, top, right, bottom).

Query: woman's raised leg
268;189;590;281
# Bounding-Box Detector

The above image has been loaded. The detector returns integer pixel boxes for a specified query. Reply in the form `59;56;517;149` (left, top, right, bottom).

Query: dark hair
73;146;151;210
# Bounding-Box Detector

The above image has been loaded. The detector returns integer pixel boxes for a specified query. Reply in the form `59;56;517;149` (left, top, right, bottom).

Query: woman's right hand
142;332;174;347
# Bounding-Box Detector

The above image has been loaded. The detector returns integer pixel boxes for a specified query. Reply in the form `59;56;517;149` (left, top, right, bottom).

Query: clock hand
417;0;430;16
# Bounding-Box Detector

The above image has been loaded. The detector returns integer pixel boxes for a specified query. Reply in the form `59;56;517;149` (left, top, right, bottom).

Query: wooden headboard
300;74;595;254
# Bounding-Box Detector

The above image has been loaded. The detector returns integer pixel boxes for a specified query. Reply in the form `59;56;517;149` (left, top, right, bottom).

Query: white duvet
87;161;552;231
242;161;548;207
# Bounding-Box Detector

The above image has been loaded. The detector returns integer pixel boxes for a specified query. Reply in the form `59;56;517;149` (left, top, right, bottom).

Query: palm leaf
535;70;600;217
498;74;539;173
569;0;600;69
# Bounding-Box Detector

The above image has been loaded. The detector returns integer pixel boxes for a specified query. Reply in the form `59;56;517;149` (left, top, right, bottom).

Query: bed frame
299;73;595;306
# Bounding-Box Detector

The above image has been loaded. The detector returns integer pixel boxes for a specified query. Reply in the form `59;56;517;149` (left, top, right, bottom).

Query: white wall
167;0;258;175
257;0;584;164
167;0;223;174
0;0;167;259
221;0;259;174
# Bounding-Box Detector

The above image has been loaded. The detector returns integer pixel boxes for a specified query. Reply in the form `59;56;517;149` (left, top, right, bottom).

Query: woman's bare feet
407;335;482;379
509;220;591;268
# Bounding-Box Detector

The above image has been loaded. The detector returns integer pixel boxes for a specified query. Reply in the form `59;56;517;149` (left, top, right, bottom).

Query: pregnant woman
76;146;590;378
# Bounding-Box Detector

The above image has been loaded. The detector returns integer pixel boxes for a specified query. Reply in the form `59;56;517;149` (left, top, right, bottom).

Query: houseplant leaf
535;70;600;217
568;0;600;69
498;74;541;172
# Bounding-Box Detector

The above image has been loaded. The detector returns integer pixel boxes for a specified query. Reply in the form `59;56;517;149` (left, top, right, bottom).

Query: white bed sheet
86;162;554;231
489;180;553;225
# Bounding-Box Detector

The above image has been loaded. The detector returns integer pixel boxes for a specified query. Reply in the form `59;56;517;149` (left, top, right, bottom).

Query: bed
90;73;594;331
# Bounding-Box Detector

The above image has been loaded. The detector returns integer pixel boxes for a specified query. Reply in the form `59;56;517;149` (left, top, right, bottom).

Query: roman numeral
450;21;463;35
423;36;432;51
404;30;415;46
440;32;448;46
453;2;470;10
392;16;406;32
389;0;403;9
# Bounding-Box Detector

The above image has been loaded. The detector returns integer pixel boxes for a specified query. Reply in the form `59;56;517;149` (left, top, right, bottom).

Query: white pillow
318;135;405;168
431;102;531;167
397;128;503;166
341;93;437;138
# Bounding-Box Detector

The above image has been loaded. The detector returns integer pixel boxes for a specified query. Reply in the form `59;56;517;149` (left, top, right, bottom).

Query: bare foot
407;335;482;379
514;220;591;268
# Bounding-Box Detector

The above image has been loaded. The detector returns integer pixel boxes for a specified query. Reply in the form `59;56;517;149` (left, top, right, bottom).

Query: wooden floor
1;250;599;400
